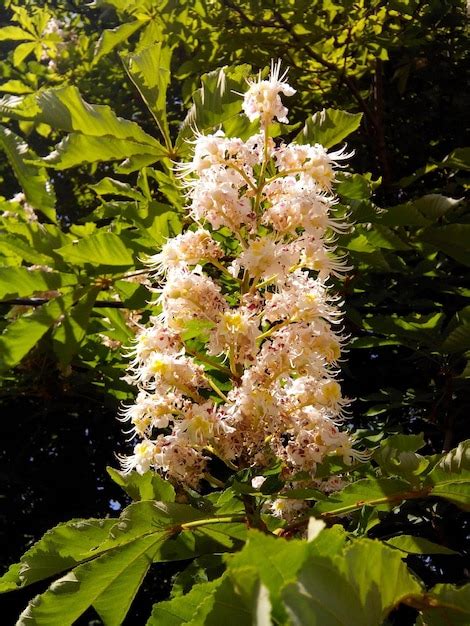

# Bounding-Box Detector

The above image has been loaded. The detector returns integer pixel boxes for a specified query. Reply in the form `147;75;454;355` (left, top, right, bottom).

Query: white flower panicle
119;61;363;500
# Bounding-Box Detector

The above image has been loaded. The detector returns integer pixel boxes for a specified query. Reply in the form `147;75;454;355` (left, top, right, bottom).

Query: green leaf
429;440;470;477
0;290;76;371
176;64;252;153
17;533;165;626
0;124;56;221
431;482;470;511
418;225;470;267
412;194;462;221
13;41;38;66
295;108;362;149
43;133;164;169
379;433;426;453
0;518;115;592
123;42;172;146
418;583;470;626
342;539;423;622
283;539;422;626
441;307;470;353
107;467;176;502
375;434;429;480
203;567;272;626
0;25;36;41
312;478;419;518
283;554;367;626
384;535;458;555
227;530;310;623
94;20;145;62
0;268;76;299
35;86;162;146
56;232;135;267
0;233;53;265
427;441;470;510
148;578;223;626
441;147;470;171
52;285;101;366
145;201;182;245
90;177;146;201
362;224;411;251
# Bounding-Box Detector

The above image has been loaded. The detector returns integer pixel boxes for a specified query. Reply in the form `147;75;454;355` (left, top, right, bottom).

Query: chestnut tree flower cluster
119;62;365;499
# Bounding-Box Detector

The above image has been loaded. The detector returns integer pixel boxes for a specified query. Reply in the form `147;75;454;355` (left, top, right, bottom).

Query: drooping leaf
17;533;165;626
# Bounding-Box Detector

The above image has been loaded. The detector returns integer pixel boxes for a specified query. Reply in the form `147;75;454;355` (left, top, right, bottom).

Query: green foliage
0;0;469;623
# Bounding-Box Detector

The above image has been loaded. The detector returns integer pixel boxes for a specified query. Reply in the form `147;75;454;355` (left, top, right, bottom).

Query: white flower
117;59;363;491
207;308;259;365
230;237;298;281
190;167;255;232
243;60;296;127
263;270;342;325
158;269;226;330
146;229;223;275
120;440;155;475
251;476;267;490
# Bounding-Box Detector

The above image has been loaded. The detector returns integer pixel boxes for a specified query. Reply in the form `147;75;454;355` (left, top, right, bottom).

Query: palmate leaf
0;123;56;221
4;500;246;625
17;533;166;626
294;108;363;149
